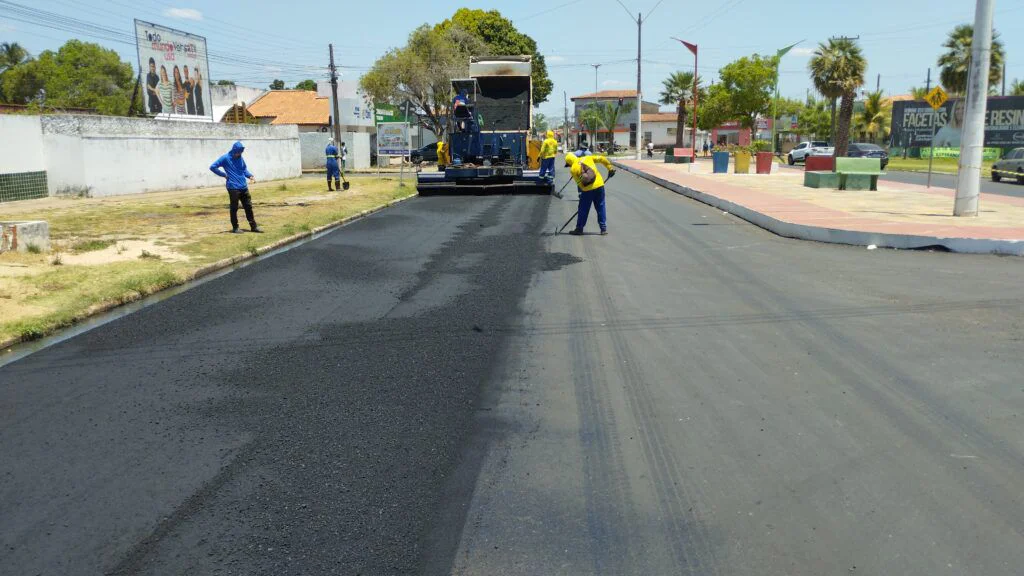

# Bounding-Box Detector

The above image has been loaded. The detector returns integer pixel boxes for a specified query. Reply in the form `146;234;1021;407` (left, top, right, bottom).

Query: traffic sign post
925;86;948;188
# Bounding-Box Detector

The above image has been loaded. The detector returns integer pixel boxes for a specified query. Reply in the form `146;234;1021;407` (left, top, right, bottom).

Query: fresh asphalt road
3;166;1024;575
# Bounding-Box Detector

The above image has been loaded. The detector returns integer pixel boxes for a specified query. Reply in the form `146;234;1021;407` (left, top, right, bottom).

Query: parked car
410;142;439;164
788;141;829;165
807;145;835;158
992;148;1024;183
846;143;889;169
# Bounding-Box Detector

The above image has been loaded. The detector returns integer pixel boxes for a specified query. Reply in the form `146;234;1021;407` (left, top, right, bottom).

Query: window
667;127;677;136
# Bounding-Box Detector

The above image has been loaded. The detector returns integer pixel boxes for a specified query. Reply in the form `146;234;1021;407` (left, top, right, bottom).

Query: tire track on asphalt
580;237;723;576
565;240;636;575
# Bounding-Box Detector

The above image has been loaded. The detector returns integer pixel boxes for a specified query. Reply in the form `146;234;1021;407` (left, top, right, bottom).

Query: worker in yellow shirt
564;152;615;235
436;140;450;169
539;130;558;182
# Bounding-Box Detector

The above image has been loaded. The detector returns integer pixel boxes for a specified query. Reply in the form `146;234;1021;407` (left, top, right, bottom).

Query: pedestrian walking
210;141;262;233
539;130;558;182
325;139;341;191
564;152;615;236
703;141;711;158
646;141;654;158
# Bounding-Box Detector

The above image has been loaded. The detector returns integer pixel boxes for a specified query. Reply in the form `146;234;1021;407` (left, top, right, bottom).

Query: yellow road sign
926;86;948;110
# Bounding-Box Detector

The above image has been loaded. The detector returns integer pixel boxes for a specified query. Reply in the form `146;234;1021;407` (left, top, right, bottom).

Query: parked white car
787;141;829;165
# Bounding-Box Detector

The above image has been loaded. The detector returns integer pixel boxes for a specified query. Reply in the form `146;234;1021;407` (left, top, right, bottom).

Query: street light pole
615;0;664;160
673;38;699;160
591;64;601;94
954;0;994;217
771;42;801;157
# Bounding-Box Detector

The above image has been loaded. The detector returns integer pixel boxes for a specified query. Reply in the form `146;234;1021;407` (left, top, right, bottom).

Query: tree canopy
659;71;704;146
269;79;286;90
938;24;1004;96
216;79;236;86
1;40;135;114
359;24;485;139
436;8;552;105
809;37;866;155
293;79;318;91
1011;79;1024;97
716;54;777;136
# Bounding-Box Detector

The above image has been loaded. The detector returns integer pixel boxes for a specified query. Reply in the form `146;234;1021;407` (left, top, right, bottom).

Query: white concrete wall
300;131;371;170
39;115;300;197
0;115;45;173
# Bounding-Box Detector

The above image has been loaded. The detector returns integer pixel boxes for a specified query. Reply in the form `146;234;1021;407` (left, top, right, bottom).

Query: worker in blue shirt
210;141;262;233
325;139;341;191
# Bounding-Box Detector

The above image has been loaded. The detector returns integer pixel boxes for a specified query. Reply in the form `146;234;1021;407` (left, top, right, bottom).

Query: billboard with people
890;96;1024;148
134;19;212;121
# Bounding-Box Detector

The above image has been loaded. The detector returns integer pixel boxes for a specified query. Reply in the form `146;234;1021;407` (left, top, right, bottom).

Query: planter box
804;171;840;189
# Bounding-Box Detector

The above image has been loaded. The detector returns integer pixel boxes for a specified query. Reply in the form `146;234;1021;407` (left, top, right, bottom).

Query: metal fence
0;171;48;203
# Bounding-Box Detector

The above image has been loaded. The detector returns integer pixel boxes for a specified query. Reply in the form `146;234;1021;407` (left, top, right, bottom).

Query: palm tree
594;100;635;151
938;24;1005;96
909;86;930;100
0;42;30;73
1010;79;1024;97
658;71;702;147
809;37;866;157
579;105;602;149
856;91;890;144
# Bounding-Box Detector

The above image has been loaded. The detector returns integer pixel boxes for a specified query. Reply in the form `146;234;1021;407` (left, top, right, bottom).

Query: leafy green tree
909;86;929;100
717;54;777;140
659;71;704;147
293;79;318;91
696;83;732;132
1;40;135;114
1011;79;1024;97
532;112;548;135
269;79;286;90
938;24;1004;96
809;37;866;156
0;42;30;74
360;24;485;139
216;79;236;86
855;90;890;144
435;8;552;105
797;97;832;140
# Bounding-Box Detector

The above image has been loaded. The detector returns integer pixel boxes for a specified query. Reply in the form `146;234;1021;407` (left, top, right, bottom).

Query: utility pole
636;12;643;159
1002;62;1006;96
564;90;569;149
954;0;993;217
328;44;342;147
876;73;880;93
591;64;601;94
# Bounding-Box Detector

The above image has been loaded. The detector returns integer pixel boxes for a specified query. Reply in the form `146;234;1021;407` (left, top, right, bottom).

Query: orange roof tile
571;89;638;100
247;90;330;125
641;112;678;122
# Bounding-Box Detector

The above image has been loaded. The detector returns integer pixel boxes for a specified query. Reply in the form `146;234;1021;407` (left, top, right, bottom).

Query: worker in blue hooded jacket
210;141;262;233
325;139;341;191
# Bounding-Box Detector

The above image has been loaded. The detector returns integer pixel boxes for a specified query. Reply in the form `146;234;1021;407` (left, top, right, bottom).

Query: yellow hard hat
564;152;577;167
546;130;554;139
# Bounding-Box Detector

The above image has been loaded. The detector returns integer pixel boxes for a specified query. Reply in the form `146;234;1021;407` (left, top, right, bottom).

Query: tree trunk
835;92;855;157
829;97;837;146
676;101;685;147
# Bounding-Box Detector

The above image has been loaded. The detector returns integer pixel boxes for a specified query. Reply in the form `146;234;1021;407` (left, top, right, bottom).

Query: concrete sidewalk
613;158;1024;255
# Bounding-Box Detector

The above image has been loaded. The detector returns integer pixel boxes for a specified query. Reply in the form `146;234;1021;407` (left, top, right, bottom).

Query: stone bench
835;157;885;191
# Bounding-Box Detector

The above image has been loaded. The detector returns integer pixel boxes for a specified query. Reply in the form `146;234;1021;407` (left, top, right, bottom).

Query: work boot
335;179;341;190
569;229;583;236
600;228;608;235
231;228;243;234
328;181;334;191
250;226;263;233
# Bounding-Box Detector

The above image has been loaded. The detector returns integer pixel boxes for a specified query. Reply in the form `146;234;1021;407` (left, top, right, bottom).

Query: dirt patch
60;240;188;266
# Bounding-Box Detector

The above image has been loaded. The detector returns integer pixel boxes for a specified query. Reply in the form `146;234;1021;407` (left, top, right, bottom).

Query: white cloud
602;79;629;87
791;47;815;57
547;55;566;63
163;8;203;21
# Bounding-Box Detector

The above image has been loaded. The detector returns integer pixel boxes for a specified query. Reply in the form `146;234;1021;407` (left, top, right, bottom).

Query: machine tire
787;154;795;165
992;170;1001;182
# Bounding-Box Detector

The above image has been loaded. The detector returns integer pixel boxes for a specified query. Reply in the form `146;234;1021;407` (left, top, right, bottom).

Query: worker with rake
564;152;615;236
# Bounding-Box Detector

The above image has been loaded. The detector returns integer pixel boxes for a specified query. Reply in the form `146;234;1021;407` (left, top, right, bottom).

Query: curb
611;161;1024;257
1;192;418;351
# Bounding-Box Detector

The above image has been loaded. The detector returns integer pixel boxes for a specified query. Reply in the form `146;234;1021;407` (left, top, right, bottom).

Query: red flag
681;40;698;56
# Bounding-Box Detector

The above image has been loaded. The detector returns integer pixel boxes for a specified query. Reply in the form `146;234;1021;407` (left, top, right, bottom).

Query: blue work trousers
576;186;606;231
539;157;555;180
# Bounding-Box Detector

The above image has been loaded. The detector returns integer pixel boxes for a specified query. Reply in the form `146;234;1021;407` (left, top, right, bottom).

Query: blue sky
3;0;1023;121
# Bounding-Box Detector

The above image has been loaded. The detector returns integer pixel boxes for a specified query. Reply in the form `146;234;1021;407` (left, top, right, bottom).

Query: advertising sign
134;19;212;120
891;96;1024;148
377;122;410;156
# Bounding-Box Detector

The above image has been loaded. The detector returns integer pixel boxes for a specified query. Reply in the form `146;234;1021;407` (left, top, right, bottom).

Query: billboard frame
134;18;213;122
